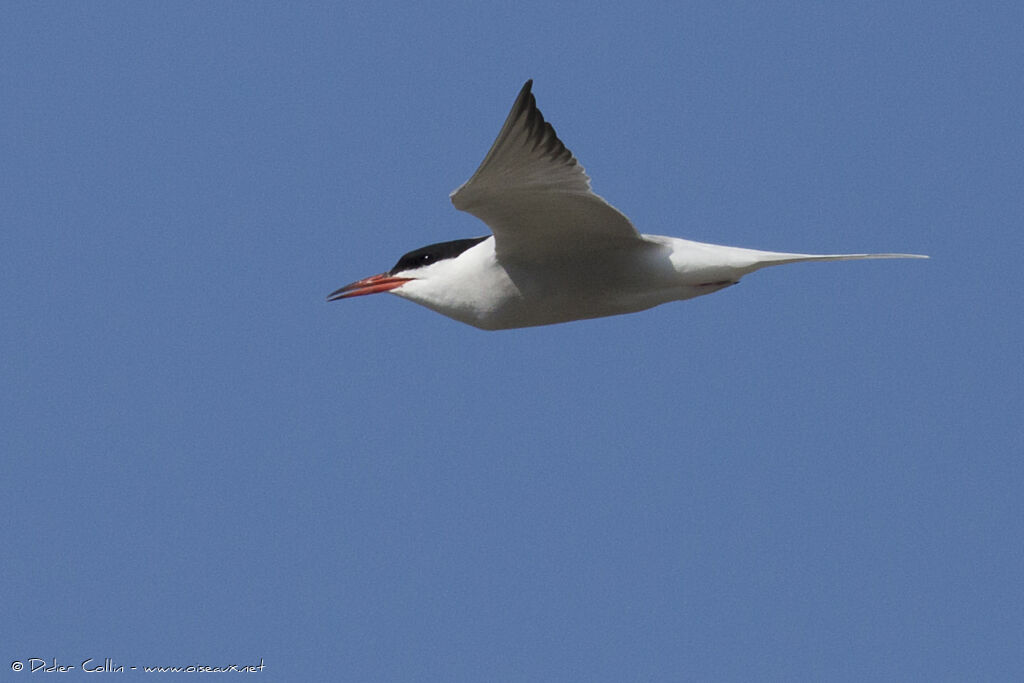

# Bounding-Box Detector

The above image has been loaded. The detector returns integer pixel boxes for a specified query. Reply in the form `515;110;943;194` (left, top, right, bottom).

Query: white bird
328;80;926;330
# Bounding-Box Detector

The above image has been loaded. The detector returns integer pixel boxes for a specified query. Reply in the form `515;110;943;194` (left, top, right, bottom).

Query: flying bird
328;80;926;330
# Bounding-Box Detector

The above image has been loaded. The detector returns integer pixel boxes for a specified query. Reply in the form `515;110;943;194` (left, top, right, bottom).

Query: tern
329;80;926;330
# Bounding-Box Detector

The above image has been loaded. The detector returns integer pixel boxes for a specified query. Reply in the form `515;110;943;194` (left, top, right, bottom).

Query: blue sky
3;2;1021;680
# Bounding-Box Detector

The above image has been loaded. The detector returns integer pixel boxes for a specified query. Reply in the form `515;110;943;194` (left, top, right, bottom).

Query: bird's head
327;236;489;302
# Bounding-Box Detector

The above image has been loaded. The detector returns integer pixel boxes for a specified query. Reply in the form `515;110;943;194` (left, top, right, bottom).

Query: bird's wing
450;80;642;259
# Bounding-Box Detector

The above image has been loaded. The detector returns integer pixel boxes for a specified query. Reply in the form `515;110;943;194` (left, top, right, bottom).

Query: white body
394;234;917;330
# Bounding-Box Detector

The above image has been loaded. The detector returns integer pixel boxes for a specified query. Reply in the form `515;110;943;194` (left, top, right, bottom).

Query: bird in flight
328;80;926;330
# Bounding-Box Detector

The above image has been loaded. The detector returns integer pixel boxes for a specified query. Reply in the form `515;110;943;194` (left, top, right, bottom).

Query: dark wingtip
510;79;573;163
514;80;534;113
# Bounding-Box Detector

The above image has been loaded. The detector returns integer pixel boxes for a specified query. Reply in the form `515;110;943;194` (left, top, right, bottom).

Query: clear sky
3;2;1021;680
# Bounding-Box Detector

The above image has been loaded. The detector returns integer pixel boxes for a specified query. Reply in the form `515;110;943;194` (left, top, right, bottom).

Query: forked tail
744;251;929;273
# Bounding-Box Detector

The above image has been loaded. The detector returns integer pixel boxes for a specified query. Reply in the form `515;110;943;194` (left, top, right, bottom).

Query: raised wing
450;80;641;258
